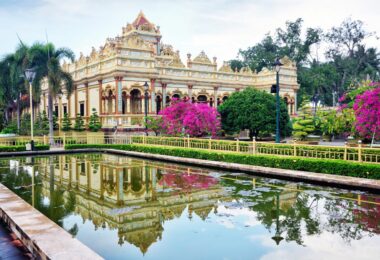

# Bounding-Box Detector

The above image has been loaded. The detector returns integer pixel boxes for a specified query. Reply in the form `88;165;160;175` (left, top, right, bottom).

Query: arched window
122;91;127;114
222;96;228;102
166;95;171;106
197;95;207;104
156;95;162;114
217;98;221;106
107;90;113;114
130;89;142;114
172;93;180;100
209;98;213;107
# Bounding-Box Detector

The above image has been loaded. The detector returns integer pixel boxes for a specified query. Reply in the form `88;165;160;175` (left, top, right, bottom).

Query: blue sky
1;0;379;64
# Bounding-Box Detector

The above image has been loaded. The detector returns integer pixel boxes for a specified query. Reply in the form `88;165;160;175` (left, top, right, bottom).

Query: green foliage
292;104;316;140
218;88;291;138
0;119;17;134
88;108;101;132
144;116;163;136
73;113;85;131
316;109;338;136
34;111;49;136
65;144;380;179
0;144;49;152
61;113;71;131
53;114;59;130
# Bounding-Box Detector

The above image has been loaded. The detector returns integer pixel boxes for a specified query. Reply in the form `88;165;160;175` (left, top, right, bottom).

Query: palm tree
28;42;74;145
0;44;30;131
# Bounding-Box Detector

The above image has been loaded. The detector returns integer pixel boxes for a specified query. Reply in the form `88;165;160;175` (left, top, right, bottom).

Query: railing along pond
0;134;379;164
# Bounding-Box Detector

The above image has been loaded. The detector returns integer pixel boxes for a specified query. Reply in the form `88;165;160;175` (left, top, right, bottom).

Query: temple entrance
130;89;142;114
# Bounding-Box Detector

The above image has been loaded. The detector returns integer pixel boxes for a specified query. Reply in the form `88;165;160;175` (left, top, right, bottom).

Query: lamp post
25;68;36;150
271;192;284;245
57;90;63;131
143;81;149;136
273;58;283;143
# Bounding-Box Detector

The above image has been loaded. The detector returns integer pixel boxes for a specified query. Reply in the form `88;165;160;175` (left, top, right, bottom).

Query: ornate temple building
39;11;299;130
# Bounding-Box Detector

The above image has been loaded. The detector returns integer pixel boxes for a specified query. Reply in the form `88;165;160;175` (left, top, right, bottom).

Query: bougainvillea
353;87;380;139
159;99;221;137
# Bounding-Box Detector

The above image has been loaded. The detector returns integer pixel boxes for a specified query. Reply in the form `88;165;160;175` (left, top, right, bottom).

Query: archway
172;93;180;100
197;95;207;104
130;89;142;114
122;91;127;114
166;95;171;106
156;95;162;114
222;96;228;102
107;90;113;114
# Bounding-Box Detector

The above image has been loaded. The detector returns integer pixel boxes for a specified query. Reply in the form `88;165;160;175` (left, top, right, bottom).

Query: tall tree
218;88;290;139
28;43;74;145
325;18;380;95
0;44;30;131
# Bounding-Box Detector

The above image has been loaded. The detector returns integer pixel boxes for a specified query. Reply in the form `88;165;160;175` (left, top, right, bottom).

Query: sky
0;0;379;65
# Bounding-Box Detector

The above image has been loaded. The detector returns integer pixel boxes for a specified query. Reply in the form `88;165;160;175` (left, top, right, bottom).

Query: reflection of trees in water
0;157;78;236
221;177;380;245
324;196;380;242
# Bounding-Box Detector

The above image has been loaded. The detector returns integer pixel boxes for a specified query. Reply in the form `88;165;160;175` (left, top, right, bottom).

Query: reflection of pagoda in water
38;154;224;254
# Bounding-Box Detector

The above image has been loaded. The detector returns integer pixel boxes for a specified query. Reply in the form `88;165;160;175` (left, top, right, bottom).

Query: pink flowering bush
353;87;380;139
159;99;221;137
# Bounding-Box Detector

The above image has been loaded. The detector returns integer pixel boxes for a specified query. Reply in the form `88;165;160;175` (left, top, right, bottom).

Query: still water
0;153;379;260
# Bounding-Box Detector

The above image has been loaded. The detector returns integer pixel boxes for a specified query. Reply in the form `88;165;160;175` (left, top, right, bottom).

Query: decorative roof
193;50;212;64
123;11;158;34
218;61;233;73
240;66;253;75
280;56;296;67
168;51;185;68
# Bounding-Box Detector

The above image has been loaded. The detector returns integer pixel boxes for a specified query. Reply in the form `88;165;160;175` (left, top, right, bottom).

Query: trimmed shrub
0;145;50;152
65;144;380;179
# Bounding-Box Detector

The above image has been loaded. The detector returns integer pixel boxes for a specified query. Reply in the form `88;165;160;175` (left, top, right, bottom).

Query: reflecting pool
0;154;380;260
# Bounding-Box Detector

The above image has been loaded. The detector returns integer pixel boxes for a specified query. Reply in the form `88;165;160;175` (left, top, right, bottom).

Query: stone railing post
43;135;47;145
358;140;362;162
252;137;256;155
344;142;348;160
293;139;297;157
236;138;240;152
187;135;190;148
208;138;212;151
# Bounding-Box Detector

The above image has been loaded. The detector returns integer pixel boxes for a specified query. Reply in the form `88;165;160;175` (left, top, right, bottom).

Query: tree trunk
48;92;54;146
16;95;20;132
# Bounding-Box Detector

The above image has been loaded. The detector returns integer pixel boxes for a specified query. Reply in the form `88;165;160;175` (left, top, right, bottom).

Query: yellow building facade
39;12;299;130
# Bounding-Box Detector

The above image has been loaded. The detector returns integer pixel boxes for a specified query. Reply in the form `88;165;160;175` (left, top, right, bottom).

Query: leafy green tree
28;43;75;145
73;113;85;132
34;111;49;136
218;88;290;139
326;18;380;95
88;108;101;132
292;104;316;140
0;44;30;131
144;116;163;136
61;113;71;131
53;114;59;130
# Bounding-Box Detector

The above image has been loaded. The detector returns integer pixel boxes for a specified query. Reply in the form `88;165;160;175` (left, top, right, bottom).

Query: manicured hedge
130;136;380;162
65;144;380;179
0;145;50;152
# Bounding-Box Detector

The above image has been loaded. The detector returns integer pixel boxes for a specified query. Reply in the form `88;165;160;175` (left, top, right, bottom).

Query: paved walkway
0;223;29;260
